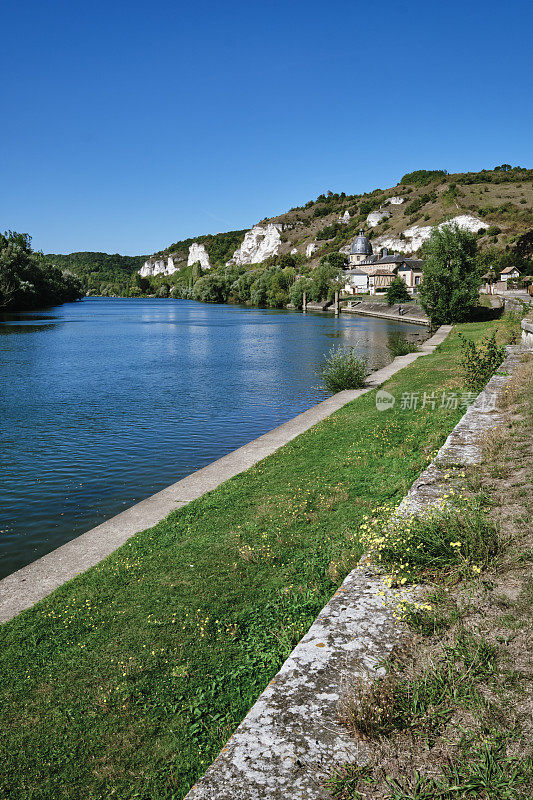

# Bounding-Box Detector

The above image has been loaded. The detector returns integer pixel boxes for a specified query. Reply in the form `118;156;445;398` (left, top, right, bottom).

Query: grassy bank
0;320;510;799
325;351;533;800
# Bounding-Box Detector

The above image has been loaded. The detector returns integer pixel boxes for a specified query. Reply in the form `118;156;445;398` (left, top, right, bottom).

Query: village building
397;261;424;292
369;270;396;294
481;266;522;294
344;268;368;295
500;266;521;282
347;228;424;295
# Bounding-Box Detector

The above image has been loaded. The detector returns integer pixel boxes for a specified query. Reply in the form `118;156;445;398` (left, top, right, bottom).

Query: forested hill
43;252;147;296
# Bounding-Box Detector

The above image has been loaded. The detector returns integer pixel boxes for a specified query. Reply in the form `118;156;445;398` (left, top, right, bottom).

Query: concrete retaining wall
341;301;430;326
184;342;532;800
522;318;533;347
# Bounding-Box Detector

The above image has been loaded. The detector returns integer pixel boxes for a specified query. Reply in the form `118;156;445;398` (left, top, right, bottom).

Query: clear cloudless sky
1;0;532;255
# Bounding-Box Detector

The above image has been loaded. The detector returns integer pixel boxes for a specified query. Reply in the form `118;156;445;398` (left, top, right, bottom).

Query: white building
344;268;369;295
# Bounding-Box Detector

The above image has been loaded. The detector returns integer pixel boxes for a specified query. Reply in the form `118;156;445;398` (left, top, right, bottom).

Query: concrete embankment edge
341;305;430;326
0;326;450;625
184;342;532;800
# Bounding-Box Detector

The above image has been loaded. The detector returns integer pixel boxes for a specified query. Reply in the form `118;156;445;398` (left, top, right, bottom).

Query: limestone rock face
338;209;351;223
290;247;298;255
387;196;404;205
367;210;391;227
139;255;179;277
227;224;282;265
375;215;489;254
187;242;211;271
306;242;319;258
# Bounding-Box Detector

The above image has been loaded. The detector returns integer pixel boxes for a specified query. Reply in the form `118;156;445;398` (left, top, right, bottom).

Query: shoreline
0;326;451;624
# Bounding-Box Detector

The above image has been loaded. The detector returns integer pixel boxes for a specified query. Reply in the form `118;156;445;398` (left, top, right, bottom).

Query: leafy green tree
135;273;152;294
308;262;341;301
386;276;410;305
0;231;83;310
289;277;311;308
419;223;481;324
320;252;347;271
192;274;229;303
191;262;204;284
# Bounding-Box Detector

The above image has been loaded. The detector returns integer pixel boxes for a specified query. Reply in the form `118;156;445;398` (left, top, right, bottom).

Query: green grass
0;320;499;799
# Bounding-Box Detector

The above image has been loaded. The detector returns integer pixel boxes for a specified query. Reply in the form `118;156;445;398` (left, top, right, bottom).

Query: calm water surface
0;298;424;578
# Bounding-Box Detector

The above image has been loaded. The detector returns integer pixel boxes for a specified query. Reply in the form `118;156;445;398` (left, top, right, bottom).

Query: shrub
400;170;448;187
486;225;501;237
404;191;437;215
387;331;419;357
386;276;410;305
316;222;341;241
458;331;506;391
317;346;367;393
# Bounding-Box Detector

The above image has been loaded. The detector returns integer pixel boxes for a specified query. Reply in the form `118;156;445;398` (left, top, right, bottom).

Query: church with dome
345;228;424;295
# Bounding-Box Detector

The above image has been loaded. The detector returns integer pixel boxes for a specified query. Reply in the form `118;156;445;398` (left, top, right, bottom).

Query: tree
308;262;340;302
0;231;83;311
289;277;311;308
135;272;152;294
386;276;410;305
320;252;347;271
419;223;481;324
192;274;229;303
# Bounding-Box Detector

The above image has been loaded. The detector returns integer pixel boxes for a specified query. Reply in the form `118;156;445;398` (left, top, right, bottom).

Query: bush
316;222;341;241
458;331;506;391
317;346;367;393
387;331;419;357
486;225;501;237
404;191;437;216
400;169;448;187
386;276;410;305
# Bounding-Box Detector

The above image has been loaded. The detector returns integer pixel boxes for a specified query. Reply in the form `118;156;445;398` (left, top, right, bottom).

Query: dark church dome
350;229;373;256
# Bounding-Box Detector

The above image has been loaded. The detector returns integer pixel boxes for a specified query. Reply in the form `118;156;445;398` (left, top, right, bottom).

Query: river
0;297;424;578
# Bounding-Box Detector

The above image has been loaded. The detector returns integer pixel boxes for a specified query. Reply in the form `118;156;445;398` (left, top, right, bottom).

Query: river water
0;298;423;578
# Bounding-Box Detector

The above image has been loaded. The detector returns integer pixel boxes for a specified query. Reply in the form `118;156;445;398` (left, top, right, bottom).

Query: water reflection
0;297;427;579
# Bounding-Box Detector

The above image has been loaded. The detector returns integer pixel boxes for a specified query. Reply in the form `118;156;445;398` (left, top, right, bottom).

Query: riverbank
323;346;533;800
0;326;448;623
341;300;430;325
0;317;516;800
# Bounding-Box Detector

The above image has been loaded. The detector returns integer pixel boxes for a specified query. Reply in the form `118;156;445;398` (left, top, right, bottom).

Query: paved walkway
0;326;451;624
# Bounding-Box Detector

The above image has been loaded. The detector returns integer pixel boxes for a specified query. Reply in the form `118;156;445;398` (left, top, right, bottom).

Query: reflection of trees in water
0;323;57;334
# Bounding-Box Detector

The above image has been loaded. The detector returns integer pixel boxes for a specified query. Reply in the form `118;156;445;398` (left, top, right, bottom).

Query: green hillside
44;166;533;298
265;165;533;266
42;252;147;296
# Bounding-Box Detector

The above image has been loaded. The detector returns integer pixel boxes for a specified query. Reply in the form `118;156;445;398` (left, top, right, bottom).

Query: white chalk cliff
306;242;319;258
187;242;211;271
227;224;282;265
387;196;404;205
374;215;489;254
139;254;179;277
367;209;391;227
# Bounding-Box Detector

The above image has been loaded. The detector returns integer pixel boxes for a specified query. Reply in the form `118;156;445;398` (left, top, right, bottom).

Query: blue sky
1;0;531;255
